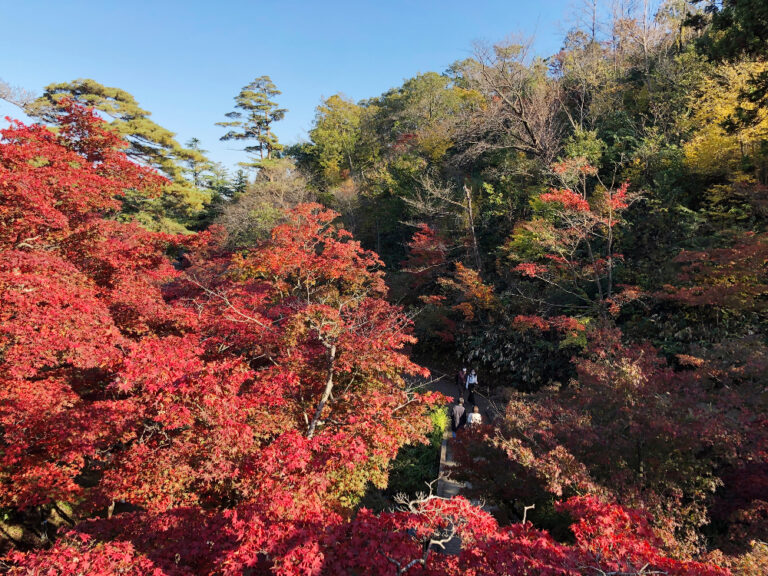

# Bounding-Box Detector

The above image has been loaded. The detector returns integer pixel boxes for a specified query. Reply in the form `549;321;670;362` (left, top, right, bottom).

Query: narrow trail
410;364;499;555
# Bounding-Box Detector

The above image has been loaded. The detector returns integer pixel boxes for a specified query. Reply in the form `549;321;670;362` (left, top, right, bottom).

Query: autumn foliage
507;161;639;325
451;325;767;570
0;106;740;575
0;106;437;572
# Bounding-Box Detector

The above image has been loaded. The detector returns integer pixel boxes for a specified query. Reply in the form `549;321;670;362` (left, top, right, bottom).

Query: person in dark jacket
451;397;465;438
456;367;468;396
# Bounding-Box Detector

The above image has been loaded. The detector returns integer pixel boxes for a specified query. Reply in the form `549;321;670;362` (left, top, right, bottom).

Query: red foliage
0;106;444;574
0;102;164;250
551;158;598;177
393;132;419;151
0;106;182;509
514;261;550;278
8;495;730;575
0;108;732;576
513;314;587;334
660;232;768;313
508;165;638;333
402;223;448;290
453;326;768;559
540;187;591;212
560;496;729;576
609;181;630;210
7;537;163;576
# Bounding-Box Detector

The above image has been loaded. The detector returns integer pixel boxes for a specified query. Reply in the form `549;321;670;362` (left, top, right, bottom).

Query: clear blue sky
1;0;575;172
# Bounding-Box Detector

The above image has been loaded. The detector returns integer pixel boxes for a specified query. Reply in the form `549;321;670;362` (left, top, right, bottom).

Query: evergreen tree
694;0;768;123
694;0;768;60
25;79;207;181
232;169;249;196
25;79;213;233
217;76;287;170
202;162;234;198
184;137;212;187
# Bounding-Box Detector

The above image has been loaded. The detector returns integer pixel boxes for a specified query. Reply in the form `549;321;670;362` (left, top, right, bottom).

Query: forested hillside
2;0;768;574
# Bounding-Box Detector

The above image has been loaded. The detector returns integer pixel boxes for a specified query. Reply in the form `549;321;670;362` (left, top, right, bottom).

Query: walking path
412;364;498;555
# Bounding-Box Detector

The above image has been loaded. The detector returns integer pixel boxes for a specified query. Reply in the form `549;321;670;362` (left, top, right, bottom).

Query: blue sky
1;0;575;171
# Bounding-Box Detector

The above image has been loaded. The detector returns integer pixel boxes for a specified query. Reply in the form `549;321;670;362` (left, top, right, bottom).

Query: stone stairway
420;367;496;556
435;429;464;555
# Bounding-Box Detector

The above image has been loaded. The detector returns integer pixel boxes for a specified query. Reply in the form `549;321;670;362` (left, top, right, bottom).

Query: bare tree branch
0;79;34;109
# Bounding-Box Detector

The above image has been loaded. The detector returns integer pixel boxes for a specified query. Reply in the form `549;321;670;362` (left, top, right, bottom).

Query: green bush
386;407;446;497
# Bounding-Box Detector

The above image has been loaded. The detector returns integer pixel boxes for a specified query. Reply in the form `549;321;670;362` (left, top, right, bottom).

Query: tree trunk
464;185;482;272
307;344;337;438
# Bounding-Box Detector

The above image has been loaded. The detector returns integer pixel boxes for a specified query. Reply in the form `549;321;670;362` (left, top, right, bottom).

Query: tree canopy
218;75;287;170
26;78;207;181
3;2;768;573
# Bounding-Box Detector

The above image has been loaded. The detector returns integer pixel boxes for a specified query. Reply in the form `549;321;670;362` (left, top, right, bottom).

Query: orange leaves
437;262;498;322
513;315;587;334
453;262;496;308
130;203;432;519
513;314;551;331
235;202;386;300
540;187;591;212
514;261;549;278
537;181;633;220
552;157;598;177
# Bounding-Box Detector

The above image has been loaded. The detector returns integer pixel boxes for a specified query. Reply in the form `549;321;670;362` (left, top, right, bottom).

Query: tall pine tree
26;79;207;181
217;76;287;171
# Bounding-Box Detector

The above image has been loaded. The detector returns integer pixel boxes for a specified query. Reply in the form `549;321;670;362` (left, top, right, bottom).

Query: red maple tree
507;159;640;328
0;107;735;575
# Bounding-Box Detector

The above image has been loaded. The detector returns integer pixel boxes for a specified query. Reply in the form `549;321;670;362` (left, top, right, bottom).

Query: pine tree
25;79;207;181
217;76;287;170
184;137;212;187
25;80;213;233
232;169;249;196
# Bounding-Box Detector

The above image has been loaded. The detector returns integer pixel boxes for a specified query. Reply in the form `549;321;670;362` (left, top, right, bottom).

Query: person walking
455;367;468;397
466;369;478;405
467;405;482;426
451;397;466;438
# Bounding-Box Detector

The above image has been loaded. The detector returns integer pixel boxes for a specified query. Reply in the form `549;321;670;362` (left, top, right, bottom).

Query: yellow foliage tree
683;60;768;179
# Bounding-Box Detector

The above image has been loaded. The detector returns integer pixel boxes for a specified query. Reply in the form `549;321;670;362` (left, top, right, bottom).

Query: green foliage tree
217;76;287;170
306;94;362;187
183;137;213;187
25;78;207;181
375;72;482;161
695;0;768;60
232;168;249;195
